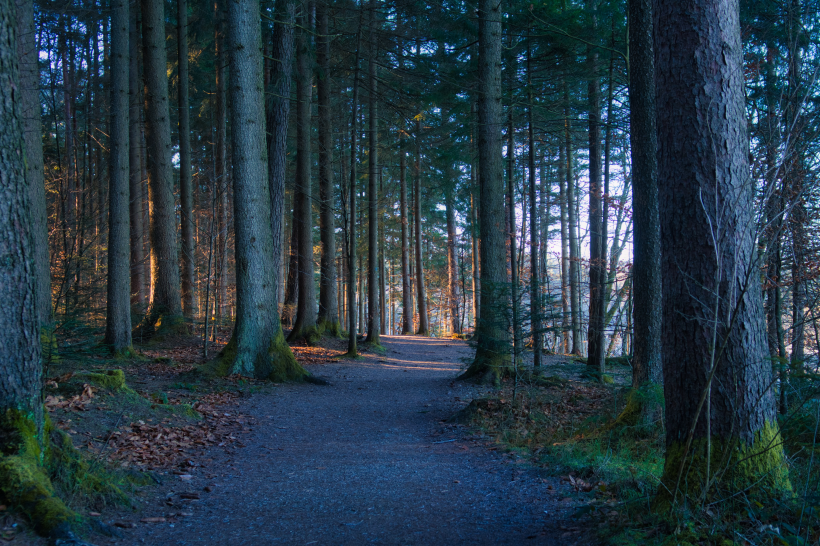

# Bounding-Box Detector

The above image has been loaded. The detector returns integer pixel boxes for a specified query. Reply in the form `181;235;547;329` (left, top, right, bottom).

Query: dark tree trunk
105;0;133;353
655;0;789;502
564;95;581;354
267;0;295;332
178;0;195;318
345;11;362;356
135;0;184;338
316;2;338;334
461;0;510;383
400;141;412;334
586;0;605;372
445;191;461;335
628;0;661;389
206;0;304;381
129;5;145;309
288;1;319;343
365;0;380;345
414;117;429;335
558;138;569;353
16;0;50;336
214;0;229;321
506;54;521;365
527;39;540;369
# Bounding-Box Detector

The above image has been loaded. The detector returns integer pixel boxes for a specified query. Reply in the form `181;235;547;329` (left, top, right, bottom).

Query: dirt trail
122;336;583;545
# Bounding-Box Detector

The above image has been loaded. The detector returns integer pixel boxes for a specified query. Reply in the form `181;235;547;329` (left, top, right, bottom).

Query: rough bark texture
0;0;42;426
128;6;145;309
445;191;461;336
105;0;133;353
655;0;789;501
414;118;429;336
506;68;520;364
346;16;362;356
214;0;229;320
461;0;510;383
178;0;195;319
205;0;304;381
135;0;184;338
15;0;49;334
267;0;294;332
288;3;319;344
628;0;661;388
316;2;338;334
365;1;380;345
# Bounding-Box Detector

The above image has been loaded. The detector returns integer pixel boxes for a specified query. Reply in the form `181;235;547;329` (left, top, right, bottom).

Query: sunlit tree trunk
129;6;145;309
178;0;195;318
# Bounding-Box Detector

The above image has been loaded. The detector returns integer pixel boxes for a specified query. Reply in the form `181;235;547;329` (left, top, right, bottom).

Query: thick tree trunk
655;0;789;503
365;1;380;345
461;0;510;382
205;0;304;381
129;6;145;309
178;0;195;318
135;0;184;338
15;0;50;336
105;0;133;353
288;2;319;343
628;0;661;390
316;2;338;335
267;0;295;334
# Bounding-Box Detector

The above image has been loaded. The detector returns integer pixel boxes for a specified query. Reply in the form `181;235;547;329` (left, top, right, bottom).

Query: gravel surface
120;336;587;545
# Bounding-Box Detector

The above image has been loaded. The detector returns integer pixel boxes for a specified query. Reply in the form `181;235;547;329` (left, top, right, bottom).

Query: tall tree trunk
445;190;461;335
16;0;50;338
470;102;481;332
135;0;184;338
288;1;319;343
178;0;195;318
414;117;429;335
586;0;605;372
558;138;570;353
215;0;229;321
283;214;298;321
400;141;412;334
317;1;338;334
206;0;305;381
527;39;540;369
129;6;145;309
655;0;789;502
345;10;362;356
461;0;510;382
564;94;580;354
267;0;295;333
105;0;133;353
506;52;521;365
365;0;380;345
628;0;661;392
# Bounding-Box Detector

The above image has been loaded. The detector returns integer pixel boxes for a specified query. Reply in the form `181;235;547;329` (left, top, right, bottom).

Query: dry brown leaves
45;383;96;411
290;344;342;365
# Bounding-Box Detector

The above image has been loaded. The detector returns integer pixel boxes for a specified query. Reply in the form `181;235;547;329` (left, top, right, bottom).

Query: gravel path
125;336;584;545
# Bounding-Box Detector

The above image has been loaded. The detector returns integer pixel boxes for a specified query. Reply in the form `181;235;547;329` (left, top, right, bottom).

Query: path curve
127;336;579;545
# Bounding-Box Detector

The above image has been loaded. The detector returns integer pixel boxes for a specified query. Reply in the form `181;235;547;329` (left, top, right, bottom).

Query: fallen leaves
45;383;96;411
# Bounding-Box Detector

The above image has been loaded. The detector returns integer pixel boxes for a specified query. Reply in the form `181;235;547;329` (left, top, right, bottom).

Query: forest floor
5;334;630;545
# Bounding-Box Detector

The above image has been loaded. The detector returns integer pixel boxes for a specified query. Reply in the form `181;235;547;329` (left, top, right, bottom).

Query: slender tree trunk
564;94;580;354
414;117;429;335
16;0;50;337
470;102;481;331
129;6;145;309
461;0;510;382
506;53;521;365
288;1;319;343
346;11;362;355
135;0;184;338
267;0;295;333
400;141;412;334
317;1;338;334
628;0;661;390
445;191;461;335
215;0;229;321
655;0;789;501
206;0;304;381
105;0;133;353
527;39;540;368
365;0;380;345
178;0;195;318
558;138;570;353
586;0;605;371
283;214;298;321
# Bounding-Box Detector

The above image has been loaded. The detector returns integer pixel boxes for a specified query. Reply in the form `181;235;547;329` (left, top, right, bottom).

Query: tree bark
105;0;133;353
288;1;319;343
445;190;461;335
15;0;50;337
365;0;380;345
316;1;338;334
527;39;540;369
506;51;521;365
461;0;510;382
558;137;570;353
129;5;145;309
205;0;304;381
135;0;184;338
267;0;295;333
655;0;789;502
345;10;362;356
178;0;195;318
564;93;581;355
628;0;661;389
400;141;413;334
414;117;429;335
215;0;229;321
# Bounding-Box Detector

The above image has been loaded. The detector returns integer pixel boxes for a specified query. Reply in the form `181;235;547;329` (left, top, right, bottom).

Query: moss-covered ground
459;352;820;546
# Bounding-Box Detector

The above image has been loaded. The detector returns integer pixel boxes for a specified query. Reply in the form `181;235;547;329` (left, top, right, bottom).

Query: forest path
127;336;583;545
